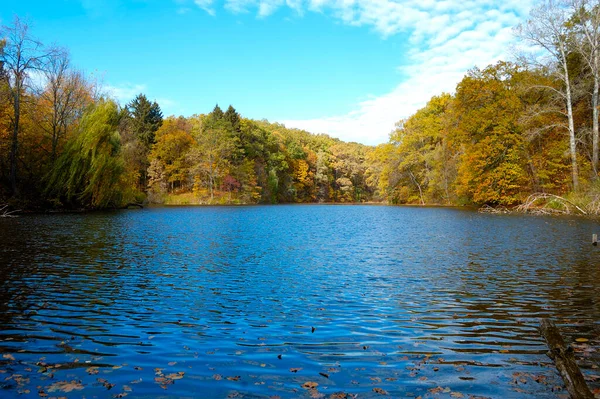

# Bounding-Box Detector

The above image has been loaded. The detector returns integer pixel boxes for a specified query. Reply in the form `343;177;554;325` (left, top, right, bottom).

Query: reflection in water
0;206;599;398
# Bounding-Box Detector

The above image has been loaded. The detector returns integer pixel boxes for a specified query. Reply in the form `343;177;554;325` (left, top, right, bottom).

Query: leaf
319;372;329;379
47;380;85;393
372;388;388;395
290;368;303;373
575;338;589;343
302;381;319;389
165;372;185;380
2;354;15;361
227;376;240;381
86;367;99;375
168;361;177;366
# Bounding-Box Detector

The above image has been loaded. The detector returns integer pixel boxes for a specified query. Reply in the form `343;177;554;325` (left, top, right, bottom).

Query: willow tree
46;99;126;208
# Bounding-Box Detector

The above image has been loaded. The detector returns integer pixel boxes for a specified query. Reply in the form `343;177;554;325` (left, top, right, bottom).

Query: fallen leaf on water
372;388;388;395
168;362;177;366
131;379;142;384
165;372;185;380
310;390;325;399
2;354;15;361
123;385;132;392
302;381;319;389
419;376;428;381
499;350;509;353
112;365;122;370
227;376;241;381
213;374;222;381
290;368;303;373
329;393;354;399
319;372;329;379
47;380;84;393
112;393;128;398
450;392;465;398
575;338;589;343
86;367;99;375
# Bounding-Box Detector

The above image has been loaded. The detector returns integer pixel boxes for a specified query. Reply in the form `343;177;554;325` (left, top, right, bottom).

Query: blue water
0;205;599;398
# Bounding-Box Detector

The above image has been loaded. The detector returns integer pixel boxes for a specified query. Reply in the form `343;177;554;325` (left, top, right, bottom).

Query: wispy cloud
184;0;535;144
194;0;216;16
104;83;180;115
104;83;147;104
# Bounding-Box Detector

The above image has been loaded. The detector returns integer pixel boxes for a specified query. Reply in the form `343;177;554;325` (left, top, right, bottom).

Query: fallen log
539;318;594;399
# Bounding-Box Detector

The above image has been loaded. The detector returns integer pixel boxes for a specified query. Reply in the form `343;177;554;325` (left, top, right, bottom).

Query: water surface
0;205;599;398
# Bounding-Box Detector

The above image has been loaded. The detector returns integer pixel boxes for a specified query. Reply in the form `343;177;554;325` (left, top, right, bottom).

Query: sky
1;0;535;145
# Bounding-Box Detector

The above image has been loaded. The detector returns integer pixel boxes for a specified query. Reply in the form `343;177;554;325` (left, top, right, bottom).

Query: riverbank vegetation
3;1;600;212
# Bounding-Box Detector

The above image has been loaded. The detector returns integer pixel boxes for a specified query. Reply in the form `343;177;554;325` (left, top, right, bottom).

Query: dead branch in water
478;204;512;214
516;193;587;215
0;204;20;218
539;319;594;399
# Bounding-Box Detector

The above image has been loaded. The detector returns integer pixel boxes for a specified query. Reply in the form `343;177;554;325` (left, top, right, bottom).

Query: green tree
124;93;163;190
45;99;127;208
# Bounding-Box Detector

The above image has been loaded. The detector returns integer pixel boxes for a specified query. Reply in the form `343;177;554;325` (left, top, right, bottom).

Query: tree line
2;1;600;210
368;0;600;209
0;17;374;209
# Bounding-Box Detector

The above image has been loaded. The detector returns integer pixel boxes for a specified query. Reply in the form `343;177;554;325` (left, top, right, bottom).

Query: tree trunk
10;91;20;196
564;57;580;191
593;75;599;178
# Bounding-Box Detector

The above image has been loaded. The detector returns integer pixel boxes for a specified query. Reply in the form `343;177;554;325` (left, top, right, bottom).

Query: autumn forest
2;1;600;212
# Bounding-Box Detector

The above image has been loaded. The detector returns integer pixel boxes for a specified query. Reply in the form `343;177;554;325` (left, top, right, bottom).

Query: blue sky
1;0;534;145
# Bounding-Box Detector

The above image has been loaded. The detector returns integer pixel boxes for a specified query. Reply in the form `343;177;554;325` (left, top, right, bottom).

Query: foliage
45;100;128;208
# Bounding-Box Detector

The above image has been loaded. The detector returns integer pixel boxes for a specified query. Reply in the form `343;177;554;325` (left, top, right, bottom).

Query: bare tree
516;0;580;191
570;0;600;177
39;49;93;161
0;16;58;195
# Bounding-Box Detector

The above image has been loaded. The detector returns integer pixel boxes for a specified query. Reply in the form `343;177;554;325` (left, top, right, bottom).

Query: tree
188;114;234;201
223;105;240;131
0;16;58;195
451;63;528;205
148;116;194;193
570;0;600;176
516;0;580;190
45;99;127;208
38;49;93;162
124;93;163;189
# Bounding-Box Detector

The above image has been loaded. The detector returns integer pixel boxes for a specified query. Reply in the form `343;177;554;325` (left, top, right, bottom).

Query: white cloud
194;0;216;15
104;83;147;104
186;0;536;144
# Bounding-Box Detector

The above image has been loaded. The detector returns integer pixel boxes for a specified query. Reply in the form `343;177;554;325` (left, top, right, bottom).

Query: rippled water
1;205;599;398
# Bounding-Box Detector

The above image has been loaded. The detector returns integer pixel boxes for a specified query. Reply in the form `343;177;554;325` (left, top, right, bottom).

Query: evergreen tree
127;93;163;147
211;104;224;120
224;105;241;131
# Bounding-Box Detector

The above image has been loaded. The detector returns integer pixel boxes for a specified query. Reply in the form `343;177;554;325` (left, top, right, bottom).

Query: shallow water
0;205;599;398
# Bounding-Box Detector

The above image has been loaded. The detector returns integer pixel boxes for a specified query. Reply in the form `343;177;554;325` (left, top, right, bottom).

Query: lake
0;205;599;398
